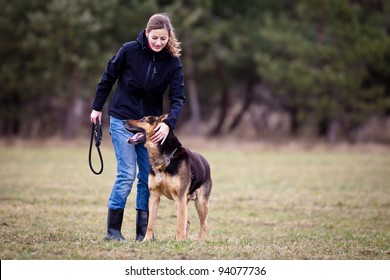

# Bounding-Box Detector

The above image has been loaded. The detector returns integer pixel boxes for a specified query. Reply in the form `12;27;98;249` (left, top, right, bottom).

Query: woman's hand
90;110;102;125
151;122;170;144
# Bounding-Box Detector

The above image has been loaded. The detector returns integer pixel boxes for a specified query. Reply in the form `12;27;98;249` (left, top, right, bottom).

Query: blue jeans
108;116;150;211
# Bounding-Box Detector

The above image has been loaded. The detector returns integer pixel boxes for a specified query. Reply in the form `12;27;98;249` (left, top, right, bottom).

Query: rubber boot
135;210;149;241
104;208;126;241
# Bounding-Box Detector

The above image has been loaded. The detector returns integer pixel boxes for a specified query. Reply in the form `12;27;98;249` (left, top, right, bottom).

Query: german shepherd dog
124;115;212;241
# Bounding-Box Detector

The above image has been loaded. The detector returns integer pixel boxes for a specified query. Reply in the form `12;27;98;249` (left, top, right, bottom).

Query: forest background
1;0;390;144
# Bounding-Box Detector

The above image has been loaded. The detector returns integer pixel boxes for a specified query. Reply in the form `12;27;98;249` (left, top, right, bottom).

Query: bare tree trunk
289;107;299;136
209;56;229;136
228;81;255;132
2;93;21;136
64;65;82;139
326;119;341;144
183;39;201;136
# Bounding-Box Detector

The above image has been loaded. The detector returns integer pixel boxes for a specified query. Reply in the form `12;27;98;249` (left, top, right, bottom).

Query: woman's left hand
151;122;170;144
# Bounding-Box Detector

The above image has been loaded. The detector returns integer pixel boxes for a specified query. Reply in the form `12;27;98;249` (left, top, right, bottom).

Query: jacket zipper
143;55;156;87
152;55;156;80
141;55;155;116
151;66;156;81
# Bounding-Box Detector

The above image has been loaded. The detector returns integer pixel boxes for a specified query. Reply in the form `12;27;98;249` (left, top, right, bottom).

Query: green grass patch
0;145;389;259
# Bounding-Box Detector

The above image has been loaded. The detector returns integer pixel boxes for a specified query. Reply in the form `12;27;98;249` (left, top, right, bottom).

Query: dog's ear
158;114;168;123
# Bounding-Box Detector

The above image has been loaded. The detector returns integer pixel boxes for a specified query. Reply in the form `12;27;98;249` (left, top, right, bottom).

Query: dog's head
123;114;168;145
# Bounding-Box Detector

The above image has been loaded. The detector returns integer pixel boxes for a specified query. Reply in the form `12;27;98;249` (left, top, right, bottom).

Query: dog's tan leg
175;198;188;241
144;191;160;241
195;190;209;241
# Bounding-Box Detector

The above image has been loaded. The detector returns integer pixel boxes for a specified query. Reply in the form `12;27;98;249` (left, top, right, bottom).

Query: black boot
104;208;126;241
135;210;149;241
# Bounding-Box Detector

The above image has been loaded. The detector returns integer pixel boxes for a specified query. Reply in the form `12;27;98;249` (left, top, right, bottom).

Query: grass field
0;140;389;260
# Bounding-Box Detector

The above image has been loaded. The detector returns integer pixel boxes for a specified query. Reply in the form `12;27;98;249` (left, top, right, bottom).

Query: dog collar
155;147;178;170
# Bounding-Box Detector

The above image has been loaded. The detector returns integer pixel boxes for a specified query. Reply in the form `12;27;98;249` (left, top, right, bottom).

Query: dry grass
0;141;389;259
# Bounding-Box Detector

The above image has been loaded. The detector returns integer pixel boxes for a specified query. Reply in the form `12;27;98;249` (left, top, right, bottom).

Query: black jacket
92;30;185;130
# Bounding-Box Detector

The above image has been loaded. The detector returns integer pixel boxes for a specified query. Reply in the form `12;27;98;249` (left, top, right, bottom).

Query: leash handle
88;122;104;175
94;121;102;146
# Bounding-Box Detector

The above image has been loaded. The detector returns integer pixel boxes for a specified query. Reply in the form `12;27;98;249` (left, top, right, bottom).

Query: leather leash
88;122;104;175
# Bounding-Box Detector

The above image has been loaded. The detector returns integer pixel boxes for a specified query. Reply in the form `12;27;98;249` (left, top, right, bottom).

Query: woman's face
146;29;169;52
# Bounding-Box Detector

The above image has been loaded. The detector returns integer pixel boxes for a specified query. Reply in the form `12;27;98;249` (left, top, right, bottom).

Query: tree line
1;0;389;142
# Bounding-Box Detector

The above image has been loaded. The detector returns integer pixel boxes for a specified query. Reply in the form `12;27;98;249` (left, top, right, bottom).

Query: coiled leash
88;122;104;175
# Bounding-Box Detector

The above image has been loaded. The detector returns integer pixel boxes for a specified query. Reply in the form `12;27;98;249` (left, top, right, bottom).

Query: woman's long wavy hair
146;13;181;57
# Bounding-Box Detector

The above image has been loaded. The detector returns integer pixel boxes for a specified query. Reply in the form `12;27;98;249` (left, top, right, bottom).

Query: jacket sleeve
165;58;186;130
91;45;127;111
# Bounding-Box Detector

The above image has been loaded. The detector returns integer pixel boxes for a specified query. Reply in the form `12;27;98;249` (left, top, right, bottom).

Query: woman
90;13;185;241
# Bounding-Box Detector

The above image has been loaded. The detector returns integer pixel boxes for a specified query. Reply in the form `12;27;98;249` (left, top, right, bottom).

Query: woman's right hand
90;110;102;125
